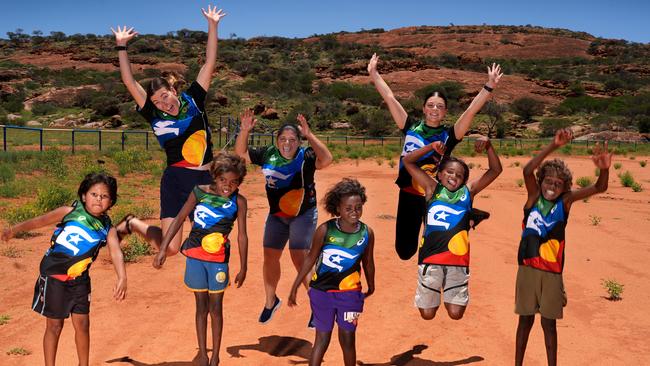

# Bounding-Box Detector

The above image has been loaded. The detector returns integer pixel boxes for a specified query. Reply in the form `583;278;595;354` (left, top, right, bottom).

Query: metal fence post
98;130;102;151
3;126;7;151
121;131;125;151
39;129;43;151
145;132;149;150
72;130;75;154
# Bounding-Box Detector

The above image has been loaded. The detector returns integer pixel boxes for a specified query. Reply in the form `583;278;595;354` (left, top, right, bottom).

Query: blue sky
1;0;648;43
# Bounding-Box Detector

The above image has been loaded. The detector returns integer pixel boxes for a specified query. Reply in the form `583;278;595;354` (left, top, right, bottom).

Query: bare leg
120;217;182;256
418;307;439;320
289;248;310;288
515;315;535;366
541;317;558;366
44;318;64;366
310;330;332;366
263;248;283;308
444;303;467;320
71;313;90;366
194;292;210;366
338;329;356;366
208;292;224;366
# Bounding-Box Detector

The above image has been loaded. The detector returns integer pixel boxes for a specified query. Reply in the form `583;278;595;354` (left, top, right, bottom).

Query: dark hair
323;178;367;216
78;172;118;208
422;90;448;108
209;152;247;185
276;123;302;141
146;71;186;101
536;158;573;193
437;156;470;187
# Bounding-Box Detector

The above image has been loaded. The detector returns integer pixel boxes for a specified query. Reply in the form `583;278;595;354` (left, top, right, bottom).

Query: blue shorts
184;257;229;293
263;207;317;250
160;166;212;219
308;288;364;332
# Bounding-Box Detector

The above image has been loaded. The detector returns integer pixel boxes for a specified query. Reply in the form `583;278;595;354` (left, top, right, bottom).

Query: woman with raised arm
368;53;503;261
235;110;333;324
111;5;226;256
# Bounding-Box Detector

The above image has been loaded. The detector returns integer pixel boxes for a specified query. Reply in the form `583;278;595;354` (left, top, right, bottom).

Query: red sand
1;156;649;365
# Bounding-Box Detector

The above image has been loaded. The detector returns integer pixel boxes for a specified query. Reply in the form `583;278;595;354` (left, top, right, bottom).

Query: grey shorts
263;207;317;250
415;264;470;309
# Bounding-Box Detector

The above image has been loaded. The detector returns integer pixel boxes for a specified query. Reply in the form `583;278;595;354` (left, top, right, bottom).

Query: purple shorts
308;288;364;332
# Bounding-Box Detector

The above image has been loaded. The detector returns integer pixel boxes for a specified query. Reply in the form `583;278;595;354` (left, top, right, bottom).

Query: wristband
483;84;493;92
115;45;127;51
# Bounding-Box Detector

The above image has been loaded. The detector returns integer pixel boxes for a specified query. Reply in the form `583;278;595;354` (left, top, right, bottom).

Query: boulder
26;120;42;127
261;108;279;120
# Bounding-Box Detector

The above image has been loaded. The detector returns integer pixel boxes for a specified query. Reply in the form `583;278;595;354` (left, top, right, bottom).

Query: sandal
116;214;135;242
469;208;490;230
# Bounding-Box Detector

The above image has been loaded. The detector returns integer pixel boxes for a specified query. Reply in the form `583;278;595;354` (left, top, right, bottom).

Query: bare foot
209;354;219;366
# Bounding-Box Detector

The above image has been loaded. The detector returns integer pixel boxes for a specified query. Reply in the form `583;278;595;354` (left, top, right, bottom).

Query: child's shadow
358;344;484;366
226;335;312;364
105;351;206;366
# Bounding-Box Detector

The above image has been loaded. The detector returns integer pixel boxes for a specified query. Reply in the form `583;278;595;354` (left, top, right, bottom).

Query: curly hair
209;152;247;185
78;172;118;208
323;178;367;216
437;156;470;187
536;158;573;192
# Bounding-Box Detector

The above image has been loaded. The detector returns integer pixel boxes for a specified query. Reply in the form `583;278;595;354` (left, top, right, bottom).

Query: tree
481;101;507;137
510;97;544;123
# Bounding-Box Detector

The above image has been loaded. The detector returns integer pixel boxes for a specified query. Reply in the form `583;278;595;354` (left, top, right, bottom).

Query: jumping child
515;129;612;366
288;178;375;366
403;137;502;321
1;173;127;366
153;152;248;366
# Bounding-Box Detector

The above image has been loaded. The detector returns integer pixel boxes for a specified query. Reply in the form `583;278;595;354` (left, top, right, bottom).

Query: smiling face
423;95;447;126
81;183;113;217
277;128;300;159
150;87;180;116
540;173;566;201
214;171;241;198
437;161;467;192
338;195;364;228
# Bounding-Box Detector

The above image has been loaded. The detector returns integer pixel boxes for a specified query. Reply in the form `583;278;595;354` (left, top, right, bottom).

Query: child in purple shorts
289;178;375;366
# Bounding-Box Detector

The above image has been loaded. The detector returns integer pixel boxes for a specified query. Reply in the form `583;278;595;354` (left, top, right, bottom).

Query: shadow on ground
226;335;312;364
358;344;484;366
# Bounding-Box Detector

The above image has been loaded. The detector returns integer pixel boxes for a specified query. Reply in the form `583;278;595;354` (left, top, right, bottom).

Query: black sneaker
307;313;315;329
259;296;281;324
469;208;490;230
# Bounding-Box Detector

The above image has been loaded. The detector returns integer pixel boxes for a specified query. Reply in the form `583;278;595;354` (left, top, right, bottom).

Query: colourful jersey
138;81;213;168
249;145;317;217
518;196;568;274
310;219;370;292
181;186;238;263
40;201;112;281
397;116;460;195
418;185;472;266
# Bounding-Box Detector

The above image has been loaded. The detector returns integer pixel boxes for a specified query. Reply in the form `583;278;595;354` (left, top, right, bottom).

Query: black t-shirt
396;116;461;195
138;81;214;167
249;145;317;217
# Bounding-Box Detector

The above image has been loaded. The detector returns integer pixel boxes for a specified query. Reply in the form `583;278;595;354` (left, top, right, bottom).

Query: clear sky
1;0;648;43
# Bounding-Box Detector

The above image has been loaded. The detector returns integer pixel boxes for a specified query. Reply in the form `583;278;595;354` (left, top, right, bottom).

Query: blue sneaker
259;296;281;324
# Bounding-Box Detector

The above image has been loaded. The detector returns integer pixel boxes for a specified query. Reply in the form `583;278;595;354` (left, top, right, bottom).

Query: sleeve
186;81;208;111
444;125;461;153
248;146;271;166
304;147;317;170
136;98;156;122
401;115;417;135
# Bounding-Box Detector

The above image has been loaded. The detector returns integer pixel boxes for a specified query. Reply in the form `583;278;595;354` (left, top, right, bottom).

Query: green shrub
576;176;593;188
613;163;622;170
42;148;67;178
540;118;572;137
2;205;40;225
0;314;10;325
602;279;624;301
516;179;524;187
0;182;23;198
112;150;149;176
31;102;58;116
6;347;31;356
0;165;15;184
122;236;153;263
511;97;544;123
618;171;635;187
631;182;643;192
589;215;601;226
640;160;647;168
36;185;75;212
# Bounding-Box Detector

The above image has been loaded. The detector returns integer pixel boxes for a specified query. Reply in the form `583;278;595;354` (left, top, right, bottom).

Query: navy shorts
263;207;317;250
32;275;91;319
184;257;229;293
160;166;212;219
308;288;364;332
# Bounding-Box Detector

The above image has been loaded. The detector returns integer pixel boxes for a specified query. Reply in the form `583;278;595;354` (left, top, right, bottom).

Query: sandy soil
1;155;649;365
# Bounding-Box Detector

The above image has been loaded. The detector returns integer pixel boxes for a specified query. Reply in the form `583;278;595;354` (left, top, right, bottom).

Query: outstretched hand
201;5;226;25
367;53;379;75
297;114;312;139
553;128;573;147
111;26;138;46
591;141;613;170
240;109;257;132
486;63;503;89
152;252;166;269
474;136;492;154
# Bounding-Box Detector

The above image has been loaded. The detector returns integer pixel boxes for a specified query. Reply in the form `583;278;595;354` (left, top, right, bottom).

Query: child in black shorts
1;173;127;366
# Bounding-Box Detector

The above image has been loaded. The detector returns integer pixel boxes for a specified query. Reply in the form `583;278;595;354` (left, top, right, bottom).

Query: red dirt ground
1;156;649;365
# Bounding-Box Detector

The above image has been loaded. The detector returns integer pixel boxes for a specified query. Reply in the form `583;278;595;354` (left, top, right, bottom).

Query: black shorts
160;166;212;219
32;275;91;319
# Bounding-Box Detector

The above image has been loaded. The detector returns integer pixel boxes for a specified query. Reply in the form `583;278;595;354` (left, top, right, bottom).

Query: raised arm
361;227;375;299
522;129;572;207
234;194;248;288
288;223;327;306
297;114;333;169
196;5;226;91
106;228;127;301
467;137;503;196
152;192;197;268
368;53;408;129
453;64;503;140
1;206;72;241
403;141;446;201
234;109;256;163
111;26;147;108
563;141;612;209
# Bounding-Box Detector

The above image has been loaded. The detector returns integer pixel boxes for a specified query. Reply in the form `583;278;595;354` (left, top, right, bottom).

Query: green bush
618;171;635;187
36;185;75;212
41;148;67;178
631;182;643;192
122;236;154;263
511;98;544;123
576;176;593;188
414;81;465;112
112;150;150;176
319;82;382;106
602;279;624;301
0;165;15;184
2;205;40;225
0;182;23;198
31;102;58;116
540;118;572;137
